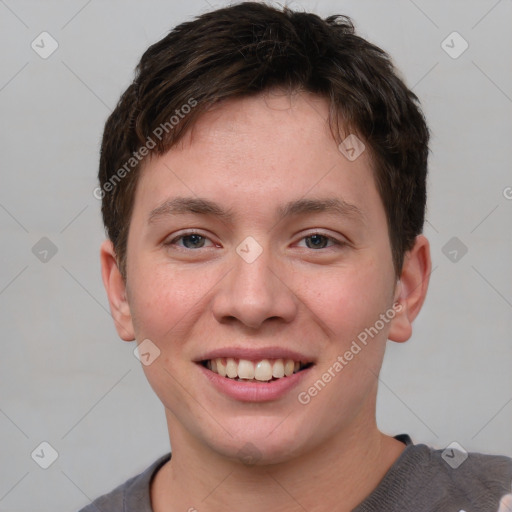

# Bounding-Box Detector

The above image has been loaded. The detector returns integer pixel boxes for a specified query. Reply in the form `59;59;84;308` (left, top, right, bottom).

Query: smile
202;358;312;382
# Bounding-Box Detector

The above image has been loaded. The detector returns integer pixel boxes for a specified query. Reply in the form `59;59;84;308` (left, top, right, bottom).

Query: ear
388;235;431;343
100;239;135;341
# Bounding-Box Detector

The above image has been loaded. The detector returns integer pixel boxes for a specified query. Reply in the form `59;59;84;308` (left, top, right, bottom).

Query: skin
498;493;512;512
101;89;431;511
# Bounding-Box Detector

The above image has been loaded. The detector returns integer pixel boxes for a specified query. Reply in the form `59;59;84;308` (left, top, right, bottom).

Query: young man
83;2;512;511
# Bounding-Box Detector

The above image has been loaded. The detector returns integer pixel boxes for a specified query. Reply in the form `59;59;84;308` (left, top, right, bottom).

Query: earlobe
99;239;136;341
388;235;431;343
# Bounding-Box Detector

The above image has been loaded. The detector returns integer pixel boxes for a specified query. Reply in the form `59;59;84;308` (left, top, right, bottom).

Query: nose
211;242;298;330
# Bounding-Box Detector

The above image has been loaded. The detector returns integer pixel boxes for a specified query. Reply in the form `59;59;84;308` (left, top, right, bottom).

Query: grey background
1;0;511;510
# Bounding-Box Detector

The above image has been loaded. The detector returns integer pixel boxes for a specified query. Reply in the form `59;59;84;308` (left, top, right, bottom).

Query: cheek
129;267;210;403
128;264;209;342
309;257;393;340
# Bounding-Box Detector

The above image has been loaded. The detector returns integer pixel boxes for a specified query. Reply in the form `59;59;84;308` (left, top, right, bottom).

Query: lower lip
198;364;312;402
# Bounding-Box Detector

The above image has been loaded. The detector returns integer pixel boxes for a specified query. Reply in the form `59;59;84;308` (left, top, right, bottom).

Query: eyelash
164;231;345;251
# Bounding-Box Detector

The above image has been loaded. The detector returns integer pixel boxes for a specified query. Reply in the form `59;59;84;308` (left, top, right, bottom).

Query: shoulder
430;444;512;502
77;452;171;512
407;441;512;511
356;436;512;512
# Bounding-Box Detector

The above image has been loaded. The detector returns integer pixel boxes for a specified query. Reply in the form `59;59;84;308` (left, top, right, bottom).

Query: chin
206;422;314;466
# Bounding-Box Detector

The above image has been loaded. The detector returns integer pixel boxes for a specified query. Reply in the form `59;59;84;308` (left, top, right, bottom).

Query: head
99;2;431;464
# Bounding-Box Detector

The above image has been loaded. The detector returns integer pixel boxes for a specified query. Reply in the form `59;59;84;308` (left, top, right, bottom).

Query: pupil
307;234;327;249
184;234;204;248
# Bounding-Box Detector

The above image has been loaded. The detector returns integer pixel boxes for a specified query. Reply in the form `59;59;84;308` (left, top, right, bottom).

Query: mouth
200;358;314;383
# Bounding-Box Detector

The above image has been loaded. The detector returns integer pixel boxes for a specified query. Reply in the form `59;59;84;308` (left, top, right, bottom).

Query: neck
151;408;406;512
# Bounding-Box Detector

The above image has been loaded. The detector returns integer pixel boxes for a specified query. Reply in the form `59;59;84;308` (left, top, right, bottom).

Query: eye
297;232;343;250
165;231;215;249
164;231;344;251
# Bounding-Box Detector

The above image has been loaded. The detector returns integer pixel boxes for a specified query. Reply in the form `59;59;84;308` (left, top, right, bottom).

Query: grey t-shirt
78;434;512;511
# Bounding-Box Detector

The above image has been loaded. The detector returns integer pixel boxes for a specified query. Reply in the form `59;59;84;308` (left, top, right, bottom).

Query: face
111;90;405;464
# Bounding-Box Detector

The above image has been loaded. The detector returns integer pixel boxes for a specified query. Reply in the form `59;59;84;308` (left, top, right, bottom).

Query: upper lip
195;347;315;363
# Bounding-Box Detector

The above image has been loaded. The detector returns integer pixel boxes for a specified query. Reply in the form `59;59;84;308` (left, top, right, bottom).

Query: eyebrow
147;196;364;224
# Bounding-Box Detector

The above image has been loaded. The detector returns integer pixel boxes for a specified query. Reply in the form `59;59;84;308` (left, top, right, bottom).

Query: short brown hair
98;1;430;280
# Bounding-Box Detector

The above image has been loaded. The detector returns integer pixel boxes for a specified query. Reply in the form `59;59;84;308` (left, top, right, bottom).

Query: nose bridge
212;237;297;328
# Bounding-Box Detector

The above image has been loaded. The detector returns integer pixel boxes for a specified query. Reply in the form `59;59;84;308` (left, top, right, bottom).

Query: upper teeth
207;358;303;381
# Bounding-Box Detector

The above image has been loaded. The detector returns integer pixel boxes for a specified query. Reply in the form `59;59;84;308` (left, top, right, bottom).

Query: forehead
182;89;344;158
133;90;381;225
